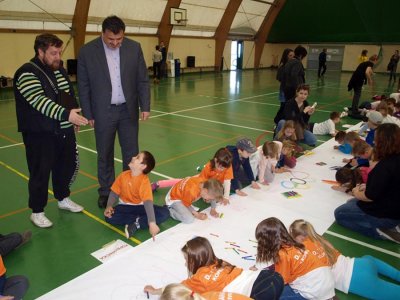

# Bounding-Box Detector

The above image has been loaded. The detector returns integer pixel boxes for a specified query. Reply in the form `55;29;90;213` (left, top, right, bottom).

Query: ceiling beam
158;0;182;52
214;0;243;71
254;0;286;68
71;0;91;58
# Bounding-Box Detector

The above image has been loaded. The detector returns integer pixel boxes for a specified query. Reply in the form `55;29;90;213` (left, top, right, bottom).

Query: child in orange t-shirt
144;237;283;299
199;148;233;204
289;219;400;299
159;283;253;300
0;255;29;299
254;217;334;300
165;177;223;223
104;151;170;239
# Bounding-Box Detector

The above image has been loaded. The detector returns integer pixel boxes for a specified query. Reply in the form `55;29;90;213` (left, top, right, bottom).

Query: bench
180;66;216;75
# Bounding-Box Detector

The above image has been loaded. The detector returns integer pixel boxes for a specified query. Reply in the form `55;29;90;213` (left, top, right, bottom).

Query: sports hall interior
0;0;399;299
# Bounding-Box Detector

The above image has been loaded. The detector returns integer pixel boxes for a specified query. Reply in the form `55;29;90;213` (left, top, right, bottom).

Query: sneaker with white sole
125;217;140;238
339;111;348;118
377;228;400;244
30;213;53;228
58;197;84;212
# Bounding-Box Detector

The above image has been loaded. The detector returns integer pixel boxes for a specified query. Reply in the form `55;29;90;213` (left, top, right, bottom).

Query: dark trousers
22;131;78;213
351;85;362;115
0;233;22;256
318;62;327;77
274;102;286;125
153;62;161;80
250;270;284;300
94;105;139;197
0;274;29;300
283;87;296;103
105;204;170;228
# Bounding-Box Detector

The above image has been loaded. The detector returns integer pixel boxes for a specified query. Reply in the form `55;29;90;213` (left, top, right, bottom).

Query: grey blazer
77;37;150;124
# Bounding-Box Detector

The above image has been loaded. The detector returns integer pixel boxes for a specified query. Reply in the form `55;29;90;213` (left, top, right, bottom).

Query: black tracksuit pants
22;131;78;213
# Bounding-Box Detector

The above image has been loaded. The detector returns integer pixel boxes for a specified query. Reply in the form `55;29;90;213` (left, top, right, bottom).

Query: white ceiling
0;0;273;37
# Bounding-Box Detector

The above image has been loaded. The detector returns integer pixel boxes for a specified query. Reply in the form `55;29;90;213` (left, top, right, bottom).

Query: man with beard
13;34;88;228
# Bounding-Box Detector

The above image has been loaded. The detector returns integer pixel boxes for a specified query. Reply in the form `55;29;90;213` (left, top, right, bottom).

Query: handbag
29;61;79;110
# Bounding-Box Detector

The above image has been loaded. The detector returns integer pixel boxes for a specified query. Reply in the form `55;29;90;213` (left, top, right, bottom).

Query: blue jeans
349;255;400;299
334;199;400;239
276;120;317;146
250;270;284;300
279;285;307;300
105;204;170;228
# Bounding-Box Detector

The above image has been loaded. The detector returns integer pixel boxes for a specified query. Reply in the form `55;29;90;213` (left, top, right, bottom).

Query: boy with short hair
309;111;341;136
226;138;261;196
104;151;170;239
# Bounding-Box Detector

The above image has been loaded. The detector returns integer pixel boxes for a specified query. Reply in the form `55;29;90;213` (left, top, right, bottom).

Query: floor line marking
0;159;136;243
325;230;400;258
82;210;141;245
152;111;273;133
0;142;24;149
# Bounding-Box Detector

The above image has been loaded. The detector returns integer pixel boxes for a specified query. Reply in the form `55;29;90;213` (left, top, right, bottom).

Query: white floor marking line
0;142;23;149
325;230;400;258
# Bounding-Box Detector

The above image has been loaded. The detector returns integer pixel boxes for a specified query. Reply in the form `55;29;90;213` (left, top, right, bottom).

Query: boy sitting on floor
104;151;170;239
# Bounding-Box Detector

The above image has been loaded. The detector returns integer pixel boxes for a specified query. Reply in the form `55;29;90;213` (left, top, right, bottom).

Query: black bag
58;90;79;110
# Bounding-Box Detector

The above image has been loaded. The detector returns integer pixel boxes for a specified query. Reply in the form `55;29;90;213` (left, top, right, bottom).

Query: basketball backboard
170;7;187;26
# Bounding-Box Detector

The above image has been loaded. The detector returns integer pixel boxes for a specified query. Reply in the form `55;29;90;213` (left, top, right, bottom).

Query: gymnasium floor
0;68;399;299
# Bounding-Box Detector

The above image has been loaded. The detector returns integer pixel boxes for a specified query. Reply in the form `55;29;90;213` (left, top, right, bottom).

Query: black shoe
124;217;140;239
377;228;400;244
98;195;108;208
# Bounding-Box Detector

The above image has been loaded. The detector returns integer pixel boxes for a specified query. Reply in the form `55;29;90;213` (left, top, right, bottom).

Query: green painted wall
268;0;399;43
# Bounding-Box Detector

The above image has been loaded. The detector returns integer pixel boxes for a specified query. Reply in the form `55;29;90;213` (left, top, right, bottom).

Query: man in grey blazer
77;16;150;208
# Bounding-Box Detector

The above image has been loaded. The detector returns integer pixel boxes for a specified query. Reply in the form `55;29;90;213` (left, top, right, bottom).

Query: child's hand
251;181;261;189
104;206;114;218
235;189;247;196
221;197;230;205
249;265;258;271
210;208;219;218
144;285;162;295
342;158;350;163
260;180;269;186
333;145;339;149
148;222;160;240
194;212;208;220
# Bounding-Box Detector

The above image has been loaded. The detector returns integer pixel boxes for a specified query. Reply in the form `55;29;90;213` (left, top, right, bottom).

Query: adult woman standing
274;48;294;124
335;123;400;243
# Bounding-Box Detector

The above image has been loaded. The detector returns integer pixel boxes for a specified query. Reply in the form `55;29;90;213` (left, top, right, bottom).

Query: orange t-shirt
275;245;330;284
199;162;233;183
111;171;153;204
202;291;253;300
302;238;331;266
169;176;204;207
0;255;6;276
182;264;243;294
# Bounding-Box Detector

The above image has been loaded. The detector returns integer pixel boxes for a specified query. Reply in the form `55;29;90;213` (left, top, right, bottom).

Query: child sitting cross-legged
104;151;170;239
166;177;223;223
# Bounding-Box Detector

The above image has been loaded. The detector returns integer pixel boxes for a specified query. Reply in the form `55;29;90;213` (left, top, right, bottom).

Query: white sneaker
58;197;84;213
30;213;53;228
343;107;349;112
339;111;348;118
